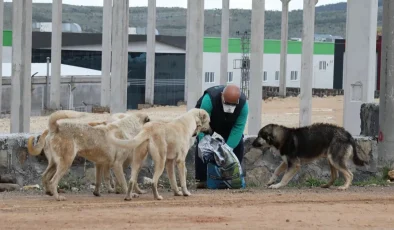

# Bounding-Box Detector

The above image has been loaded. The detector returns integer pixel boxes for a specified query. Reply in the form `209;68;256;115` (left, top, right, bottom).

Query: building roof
31;31;186;50
3;30;335;55
1;63;101;77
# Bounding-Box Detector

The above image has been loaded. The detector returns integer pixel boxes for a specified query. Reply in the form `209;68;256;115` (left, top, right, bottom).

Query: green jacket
197;94;248;149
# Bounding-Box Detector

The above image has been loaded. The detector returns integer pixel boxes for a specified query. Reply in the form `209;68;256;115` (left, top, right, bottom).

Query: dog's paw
337;186;348;190
320;184;331;189
155;195;163;200
45;191;54;196
137;189;147;194
174;190;183;196
182;190;191;196
266;181;276;186
268;183;282;189
56;195;67;201
93;191;101;197
124;196;132;201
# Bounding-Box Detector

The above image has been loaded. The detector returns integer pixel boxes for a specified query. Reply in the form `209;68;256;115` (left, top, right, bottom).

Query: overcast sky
5;0;347;11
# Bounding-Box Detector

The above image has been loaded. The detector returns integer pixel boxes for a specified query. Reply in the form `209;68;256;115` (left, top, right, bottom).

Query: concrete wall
1;76;101;114
202;53;334;91
0;133;379;189
1;47;12;63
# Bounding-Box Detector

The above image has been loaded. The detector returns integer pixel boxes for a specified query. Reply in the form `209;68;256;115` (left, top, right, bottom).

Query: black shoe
196;181;207;189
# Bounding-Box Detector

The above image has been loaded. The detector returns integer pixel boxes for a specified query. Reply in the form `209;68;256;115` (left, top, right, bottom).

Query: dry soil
0;186;393;230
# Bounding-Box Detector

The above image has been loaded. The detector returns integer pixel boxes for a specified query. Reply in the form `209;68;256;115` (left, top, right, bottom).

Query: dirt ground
0;186;393;230
0;95;380;134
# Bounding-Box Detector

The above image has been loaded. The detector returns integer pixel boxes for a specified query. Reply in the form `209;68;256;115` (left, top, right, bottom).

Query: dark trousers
195;136;244;182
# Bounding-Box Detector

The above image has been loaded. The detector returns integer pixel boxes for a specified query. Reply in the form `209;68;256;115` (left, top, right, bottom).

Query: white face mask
222;104;236;113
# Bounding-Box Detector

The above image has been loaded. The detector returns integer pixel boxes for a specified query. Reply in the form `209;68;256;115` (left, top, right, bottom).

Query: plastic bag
197;133;246;189
197;133;226;166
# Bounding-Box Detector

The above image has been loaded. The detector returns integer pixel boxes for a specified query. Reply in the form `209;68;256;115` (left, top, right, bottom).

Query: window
263;71;268;82
227;72;233;83
290;71;298;81
204;72;215;83
275;71;279;81
319;61;327;70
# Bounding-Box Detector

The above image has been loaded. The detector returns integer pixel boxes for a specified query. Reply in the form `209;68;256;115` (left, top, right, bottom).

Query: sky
4;0;347;11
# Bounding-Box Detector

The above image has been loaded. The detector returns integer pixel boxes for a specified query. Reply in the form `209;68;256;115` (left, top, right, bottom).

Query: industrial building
1;30;381;109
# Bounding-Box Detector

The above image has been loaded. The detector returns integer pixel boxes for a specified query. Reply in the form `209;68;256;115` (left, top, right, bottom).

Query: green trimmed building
1;30;335;109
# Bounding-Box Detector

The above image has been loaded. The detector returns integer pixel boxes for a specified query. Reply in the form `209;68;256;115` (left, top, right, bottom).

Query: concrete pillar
101;0;112;107
378;0;394;162
123;2;129;109
49;0;62;110
278;0;290;97
219;0;230;85
110;0;129;113
248;0;265;135
186;0;204;111
10;0;32;133
184;0;191;102
0;0;3;114
299;0;318;127
145;0;156;105
343;0;378;135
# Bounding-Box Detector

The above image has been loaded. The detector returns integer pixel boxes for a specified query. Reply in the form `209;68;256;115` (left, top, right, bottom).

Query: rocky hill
1;1;383;39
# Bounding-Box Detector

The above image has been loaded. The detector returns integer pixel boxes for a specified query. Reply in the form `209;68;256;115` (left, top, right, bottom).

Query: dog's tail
48;110;87;133
107;125;149;151
350;137;369;166
27;129;49;156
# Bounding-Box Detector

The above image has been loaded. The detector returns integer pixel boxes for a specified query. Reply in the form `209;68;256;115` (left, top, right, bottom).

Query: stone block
360;103;379;137
0;174;17;184
92;106;110;114
0;183;20;192
242;135;378;186
0;150;7;170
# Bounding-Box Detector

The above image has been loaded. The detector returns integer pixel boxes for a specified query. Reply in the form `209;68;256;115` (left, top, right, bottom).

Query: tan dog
27;110;150;201
107;108;212;201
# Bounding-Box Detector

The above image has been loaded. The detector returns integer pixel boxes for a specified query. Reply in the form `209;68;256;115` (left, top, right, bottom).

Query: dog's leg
321;159;338;189
267;161;288;186
176;159;191;196
42;161;56;196
328;146;354;190
151;157;166;200
124;144;149;201
93;164;103;197
102;164;115;193
48;160;73;201
125;163;141;201
269;160;300;189
336;161;353;190
166;159;182;196
112;162;128;194
134;183;147;195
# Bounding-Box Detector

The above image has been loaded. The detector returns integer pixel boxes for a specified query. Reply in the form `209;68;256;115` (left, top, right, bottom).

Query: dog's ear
198;110;208;122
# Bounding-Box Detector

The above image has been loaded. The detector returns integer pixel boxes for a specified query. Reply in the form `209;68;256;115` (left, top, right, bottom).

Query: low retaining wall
262;86;380;99
242;135;379;186
0;132;380;190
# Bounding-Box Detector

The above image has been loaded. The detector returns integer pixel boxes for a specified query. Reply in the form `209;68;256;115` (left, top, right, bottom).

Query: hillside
1;1;383;39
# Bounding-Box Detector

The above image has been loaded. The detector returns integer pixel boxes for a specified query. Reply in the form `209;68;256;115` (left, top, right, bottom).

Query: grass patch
286;174;389;189
57;172;85;191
